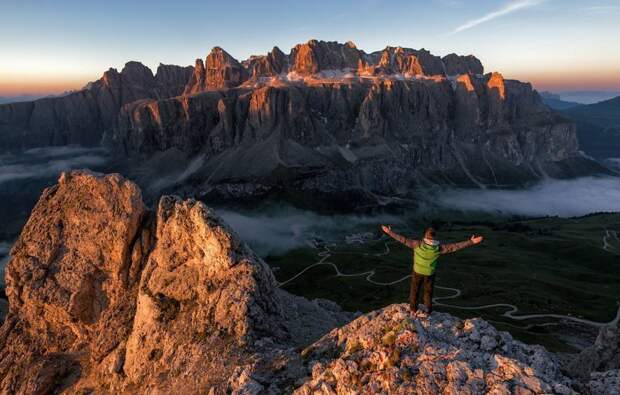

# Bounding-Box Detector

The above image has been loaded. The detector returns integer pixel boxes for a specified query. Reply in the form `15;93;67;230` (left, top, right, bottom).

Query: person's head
424;227;436;240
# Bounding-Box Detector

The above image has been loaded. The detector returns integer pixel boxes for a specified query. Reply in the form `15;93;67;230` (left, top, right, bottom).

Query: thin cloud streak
585;5;619;13
450;0;543;34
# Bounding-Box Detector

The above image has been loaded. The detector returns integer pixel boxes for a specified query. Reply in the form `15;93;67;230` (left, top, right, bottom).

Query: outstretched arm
380;225;421;249
440;235;483;254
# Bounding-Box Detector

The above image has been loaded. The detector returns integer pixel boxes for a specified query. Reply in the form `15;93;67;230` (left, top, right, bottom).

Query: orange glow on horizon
0;67;100;96
503;69;620;92
0;77;96;96
1;69;619;97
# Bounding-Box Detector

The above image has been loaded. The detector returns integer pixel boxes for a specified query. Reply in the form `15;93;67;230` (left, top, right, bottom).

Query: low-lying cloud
436;176;620;217
0;146;108;184
604;158;620;172
217;206;400;256
147;154;206;194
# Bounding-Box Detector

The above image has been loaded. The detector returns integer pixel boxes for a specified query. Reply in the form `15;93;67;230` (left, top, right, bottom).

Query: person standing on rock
380;225;483;316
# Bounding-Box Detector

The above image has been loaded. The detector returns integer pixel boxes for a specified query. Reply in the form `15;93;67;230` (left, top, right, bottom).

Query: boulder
1;170;147;393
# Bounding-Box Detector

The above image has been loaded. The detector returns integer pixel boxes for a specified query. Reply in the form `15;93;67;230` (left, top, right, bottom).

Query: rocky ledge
0;171;617;394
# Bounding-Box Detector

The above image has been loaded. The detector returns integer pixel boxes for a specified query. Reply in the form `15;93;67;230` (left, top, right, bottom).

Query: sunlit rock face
289;40;368;75
106;40;596;198
244;46;288;79
184;47;250;94
374;46;445;76
111;66;589;198
0;171;351;393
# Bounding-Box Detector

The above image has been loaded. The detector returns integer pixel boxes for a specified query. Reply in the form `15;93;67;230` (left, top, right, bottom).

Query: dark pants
409;272;435;313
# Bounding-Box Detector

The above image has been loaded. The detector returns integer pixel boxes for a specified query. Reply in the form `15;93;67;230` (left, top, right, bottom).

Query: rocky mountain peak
184;58;207;94
378;46;423;75
0;171;350;393
245;46;288;79
154;63;194;98
121;61;154;78
205;46;248;89
487;71;506;100
289;39;366;75
100;67;120;87
295;304;574;394
443;53;484;75
183;47;248;93
375;46;445;76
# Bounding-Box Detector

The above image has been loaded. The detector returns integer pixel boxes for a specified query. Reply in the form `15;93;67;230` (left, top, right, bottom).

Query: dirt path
278;236;620;328
602;229;620;253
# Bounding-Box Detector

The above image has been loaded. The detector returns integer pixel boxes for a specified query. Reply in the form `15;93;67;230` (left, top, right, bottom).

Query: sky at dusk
1;0;619;96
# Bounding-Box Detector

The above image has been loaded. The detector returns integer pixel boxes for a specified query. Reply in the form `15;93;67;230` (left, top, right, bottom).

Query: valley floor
267;213;620;352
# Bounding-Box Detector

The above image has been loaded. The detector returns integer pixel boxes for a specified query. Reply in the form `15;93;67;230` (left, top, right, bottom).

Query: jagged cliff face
109;40;593;197
112;67;585;197
0;63;192;150
0;39;595;196
244;46;288;79
184;47;249;94
1;171;615;393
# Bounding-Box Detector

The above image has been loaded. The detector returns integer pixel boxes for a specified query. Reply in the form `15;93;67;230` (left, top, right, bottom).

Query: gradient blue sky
1;0;619;95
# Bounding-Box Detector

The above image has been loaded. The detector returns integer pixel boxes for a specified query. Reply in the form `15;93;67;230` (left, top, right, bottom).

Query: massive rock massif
108;41;598;198
1;171;618;393
0;40;600;200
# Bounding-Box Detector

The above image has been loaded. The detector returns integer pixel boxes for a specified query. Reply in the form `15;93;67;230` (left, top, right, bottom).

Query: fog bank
0;146;108;184
437;176;620;217
218;206;400;256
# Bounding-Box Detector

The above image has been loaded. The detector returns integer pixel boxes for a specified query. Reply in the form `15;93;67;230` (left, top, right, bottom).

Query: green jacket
387;231;474;276
413;243;441;276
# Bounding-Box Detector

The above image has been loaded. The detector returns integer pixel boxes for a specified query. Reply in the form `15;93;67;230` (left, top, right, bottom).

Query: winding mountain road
278;236;620;328
603;229;620;253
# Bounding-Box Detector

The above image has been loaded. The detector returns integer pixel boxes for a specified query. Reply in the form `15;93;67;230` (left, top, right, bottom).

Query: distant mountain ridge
0;95;45;105
0;62;192;149
539;91;581;110
560;95;620;159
